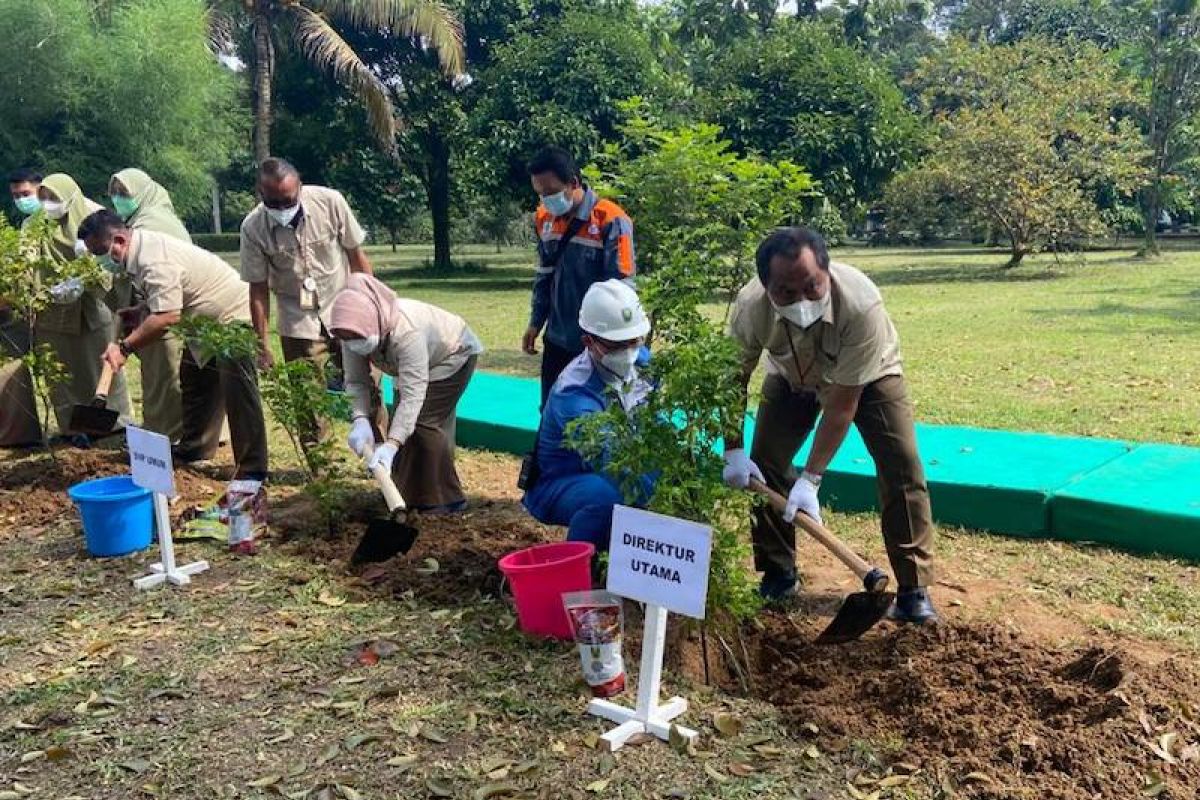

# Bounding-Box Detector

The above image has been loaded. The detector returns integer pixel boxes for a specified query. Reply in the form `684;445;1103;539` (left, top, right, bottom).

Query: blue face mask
542;189;574;217
13;195;41;216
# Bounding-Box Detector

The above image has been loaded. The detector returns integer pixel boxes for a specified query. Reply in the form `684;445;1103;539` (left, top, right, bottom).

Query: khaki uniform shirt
126;230;251;328
729;261;903;393
345;298;483;445
238;185;367;340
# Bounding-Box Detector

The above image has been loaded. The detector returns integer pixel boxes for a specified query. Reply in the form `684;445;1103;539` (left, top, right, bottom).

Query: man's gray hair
258;157;300;182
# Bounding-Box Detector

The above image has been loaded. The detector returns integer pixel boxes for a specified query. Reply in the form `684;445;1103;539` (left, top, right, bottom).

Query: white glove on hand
49;277;85;304
346;417;374;457
722;447;765;489
784;473;822;525
366;441;398;474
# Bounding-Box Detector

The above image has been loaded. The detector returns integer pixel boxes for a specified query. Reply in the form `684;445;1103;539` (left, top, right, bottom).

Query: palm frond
289;5;398;151
204;6;236;57
316;0;465;75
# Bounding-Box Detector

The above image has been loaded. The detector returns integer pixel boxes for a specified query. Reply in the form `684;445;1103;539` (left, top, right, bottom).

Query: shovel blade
67;403;119;437
814;591;895;645
351;517;419;565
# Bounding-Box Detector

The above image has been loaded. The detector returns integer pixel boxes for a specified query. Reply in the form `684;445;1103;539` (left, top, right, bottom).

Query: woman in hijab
35;173;132;438
108;168;188;441
331;273;482;513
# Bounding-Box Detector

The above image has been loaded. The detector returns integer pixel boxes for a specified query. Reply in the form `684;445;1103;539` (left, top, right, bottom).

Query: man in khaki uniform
239;158;383;437
723;227;937;623
79;211;268;479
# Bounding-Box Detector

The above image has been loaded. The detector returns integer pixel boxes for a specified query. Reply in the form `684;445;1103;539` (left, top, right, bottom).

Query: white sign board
126;426;176;498
607;505;712;620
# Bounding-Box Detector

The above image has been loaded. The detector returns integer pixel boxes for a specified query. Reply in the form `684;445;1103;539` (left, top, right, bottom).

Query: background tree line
2;0;1197;267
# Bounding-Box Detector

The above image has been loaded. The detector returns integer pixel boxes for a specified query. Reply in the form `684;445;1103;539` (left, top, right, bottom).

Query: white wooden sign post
127;426;208;590
589;505;712;751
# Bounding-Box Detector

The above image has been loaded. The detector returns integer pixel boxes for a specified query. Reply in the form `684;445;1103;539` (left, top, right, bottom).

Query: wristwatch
801;469;823;487
118;339;135;357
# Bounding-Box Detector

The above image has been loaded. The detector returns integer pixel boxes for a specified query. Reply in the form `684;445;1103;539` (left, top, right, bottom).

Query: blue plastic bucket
67;475;154;557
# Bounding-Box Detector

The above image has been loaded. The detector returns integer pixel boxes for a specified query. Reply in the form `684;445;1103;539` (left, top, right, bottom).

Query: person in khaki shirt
724;226;937;623
79;211;268;480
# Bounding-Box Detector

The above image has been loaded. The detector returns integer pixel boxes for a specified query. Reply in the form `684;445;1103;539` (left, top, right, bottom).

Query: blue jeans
523;472;625;551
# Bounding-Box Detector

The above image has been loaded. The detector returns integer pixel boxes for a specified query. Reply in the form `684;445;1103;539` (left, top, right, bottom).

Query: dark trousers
750;373;934;588
179;346;269;479
540;340;583;407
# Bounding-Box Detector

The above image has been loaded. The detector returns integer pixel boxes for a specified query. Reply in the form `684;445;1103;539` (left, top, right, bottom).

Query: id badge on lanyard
299;275;317;311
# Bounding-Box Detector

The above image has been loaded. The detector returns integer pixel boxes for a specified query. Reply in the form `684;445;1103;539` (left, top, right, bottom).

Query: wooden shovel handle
748;477;886;589
94;361;114;400
362;442;406;514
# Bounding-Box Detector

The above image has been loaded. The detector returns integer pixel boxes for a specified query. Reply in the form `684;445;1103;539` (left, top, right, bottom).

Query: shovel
66;362;120;437
350;442;419;565
749;477;894;644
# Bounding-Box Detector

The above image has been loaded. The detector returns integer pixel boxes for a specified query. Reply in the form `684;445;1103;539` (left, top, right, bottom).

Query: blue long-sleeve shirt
523;350;653;516
529;188;637;352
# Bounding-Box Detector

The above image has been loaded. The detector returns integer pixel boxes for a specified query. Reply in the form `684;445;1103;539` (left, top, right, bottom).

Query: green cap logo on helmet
622;308;633;322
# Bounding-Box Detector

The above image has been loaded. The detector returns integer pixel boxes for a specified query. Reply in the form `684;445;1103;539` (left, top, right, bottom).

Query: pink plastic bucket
498;542;595;640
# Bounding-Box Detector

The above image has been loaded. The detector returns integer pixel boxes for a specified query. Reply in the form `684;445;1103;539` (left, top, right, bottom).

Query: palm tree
211;0;464;163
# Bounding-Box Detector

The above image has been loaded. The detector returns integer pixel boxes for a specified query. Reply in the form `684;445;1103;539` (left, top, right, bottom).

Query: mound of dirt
0;447;226;530
757;617;1200;799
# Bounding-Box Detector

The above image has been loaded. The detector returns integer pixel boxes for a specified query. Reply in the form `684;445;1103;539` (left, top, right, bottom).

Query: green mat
450;370;1200;561
1050;444;1200;560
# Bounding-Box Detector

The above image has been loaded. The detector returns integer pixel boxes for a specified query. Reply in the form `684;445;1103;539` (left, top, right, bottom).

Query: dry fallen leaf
420;726;449;744
387;754;419;771
118;758;152;774
316;590;346;607
343;733;382;751
315;743;340;767
584;779;610;793
267;728;295;745
44;745;71;762
426;777;454;797
962;772;993;785
247;774;281;789
728;762;757;777
416;558;440;575
704;763;730;783
473;783;517;800
711;711;742;739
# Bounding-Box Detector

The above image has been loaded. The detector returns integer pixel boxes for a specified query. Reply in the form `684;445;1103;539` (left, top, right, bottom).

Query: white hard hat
579;279;650;341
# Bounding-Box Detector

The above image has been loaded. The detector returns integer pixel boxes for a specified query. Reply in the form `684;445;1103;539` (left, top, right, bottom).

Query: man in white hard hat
521;279;653;549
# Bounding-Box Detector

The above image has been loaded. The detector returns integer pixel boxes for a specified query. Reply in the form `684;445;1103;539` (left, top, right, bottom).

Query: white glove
346;417;374;457
783;473;822;525
366;441;398;474
722;448;765;489
49;277;85;304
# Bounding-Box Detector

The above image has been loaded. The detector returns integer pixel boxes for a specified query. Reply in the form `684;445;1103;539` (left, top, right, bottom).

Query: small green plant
0;213;107;458
572;108;813;685
176;317;353;535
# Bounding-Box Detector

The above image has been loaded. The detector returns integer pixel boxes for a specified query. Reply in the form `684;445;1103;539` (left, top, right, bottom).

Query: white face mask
42;200;67;220
774;292;829;329
344;335;379;357
598;346;639;384
542;189;574;217
267;204;300;226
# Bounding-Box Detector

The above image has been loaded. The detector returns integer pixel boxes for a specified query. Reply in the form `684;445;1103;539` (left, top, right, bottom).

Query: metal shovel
66;362;120;437
350;442;419;565
749;478;894;644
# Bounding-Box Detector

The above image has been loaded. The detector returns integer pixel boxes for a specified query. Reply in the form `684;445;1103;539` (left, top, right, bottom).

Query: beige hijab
329;273;401;339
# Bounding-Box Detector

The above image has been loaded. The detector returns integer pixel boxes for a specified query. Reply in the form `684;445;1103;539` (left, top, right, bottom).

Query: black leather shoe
887;587;940;625
759;569;799;603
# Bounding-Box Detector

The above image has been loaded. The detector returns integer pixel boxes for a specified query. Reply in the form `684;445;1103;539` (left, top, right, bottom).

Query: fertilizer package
563;590;626;698
222;479;266;553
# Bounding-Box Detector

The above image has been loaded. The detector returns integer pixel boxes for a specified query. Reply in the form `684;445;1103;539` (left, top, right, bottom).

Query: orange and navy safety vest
530;187;637;351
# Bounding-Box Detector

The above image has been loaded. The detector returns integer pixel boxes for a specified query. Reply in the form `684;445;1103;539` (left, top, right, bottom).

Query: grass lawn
266;241;1200;446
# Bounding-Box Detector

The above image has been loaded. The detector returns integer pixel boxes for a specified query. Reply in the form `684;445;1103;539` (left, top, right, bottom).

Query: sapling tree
0;213;106;458
175;316;352;534
570;110;812;684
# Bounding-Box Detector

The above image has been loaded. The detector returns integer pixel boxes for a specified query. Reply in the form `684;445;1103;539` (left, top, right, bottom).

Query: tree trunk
389;227;398;253
427;137;452;272
252;8;274;165
1005;232;1027;268
1139;183;1162;258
